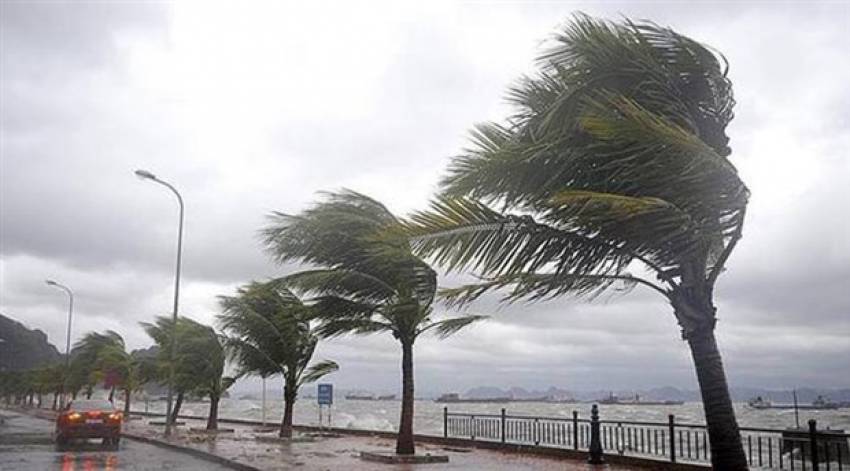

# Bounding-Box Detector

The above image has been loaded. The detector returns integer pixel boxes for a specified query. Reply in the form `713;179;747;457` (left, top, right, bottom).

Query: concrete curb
121;432;261;471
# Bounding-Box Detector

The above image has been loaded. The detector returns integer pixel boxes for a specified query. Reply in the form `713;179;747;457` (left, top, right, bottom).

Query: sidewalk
123;415;633;470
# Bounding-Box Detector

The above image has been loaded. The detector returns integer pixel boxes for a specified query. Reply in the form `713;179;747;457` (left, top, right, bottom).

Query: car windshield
69;400;114;412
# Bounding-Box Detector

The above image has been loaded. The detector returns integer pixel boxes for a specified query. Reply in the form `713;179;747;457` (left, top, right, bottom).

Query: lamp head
46;279;57;286
134;169;156;181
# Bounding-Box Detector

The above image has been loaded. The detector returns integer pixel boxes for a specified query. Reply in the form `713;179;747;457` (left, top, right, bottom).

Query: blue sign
317;384;333;405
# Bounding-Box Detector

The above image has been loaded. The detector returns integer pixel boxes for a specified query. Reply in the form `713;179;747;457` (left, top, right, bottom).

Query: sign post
317;384;333;428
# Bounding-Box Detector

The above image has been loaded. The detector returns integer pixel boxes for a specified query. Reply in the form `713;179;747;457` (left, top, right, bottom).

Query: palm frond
298;360;339;386
421;315;488;339
438;271;659;308
281;269;397;303
404;196;637;277
314;318;393;339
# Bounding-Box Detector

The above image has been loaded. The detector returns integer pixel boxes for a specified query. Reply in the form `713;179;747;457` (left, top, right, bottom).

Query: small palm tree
402;14;748;469
73;332;122;400
171;318;235;430
140;316;206;422
68;333;109;400
77;331;145;414
262;191;485;455
31;363;62;409
218;281;339;438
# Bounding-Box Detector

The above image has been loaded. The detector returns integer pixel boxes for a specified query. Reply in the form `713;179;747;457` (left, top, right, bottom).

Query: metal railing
444;407;850;470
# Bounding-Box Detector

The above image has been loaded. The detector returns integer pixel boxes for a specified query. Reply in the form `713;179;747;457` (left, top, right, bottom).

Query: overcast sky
1;1;848;396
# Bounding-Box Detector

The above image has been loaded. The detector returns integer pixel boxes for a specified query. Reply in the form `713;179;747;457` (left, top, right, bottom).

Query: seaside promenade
123;415;632;470
1;406;663;470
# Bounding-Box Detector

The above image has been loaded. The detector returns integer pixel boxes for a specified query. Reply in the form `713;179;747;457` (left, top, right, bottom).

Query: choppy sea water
136;398;850;435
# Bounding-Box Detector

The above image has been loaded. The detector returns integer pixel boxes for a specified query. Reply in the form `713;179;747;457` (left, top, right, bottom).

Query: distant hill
0;313;62;371
459;385;850;403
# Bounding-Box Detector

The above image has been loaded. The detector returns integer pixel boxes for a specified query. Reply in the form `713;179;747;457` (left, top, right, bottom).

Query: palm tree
218;281;338;438
73;331;123;400
262;191;486;455
401;14;748;469
140;316;206;423
31;363;63;409
76;331;145;414
171;318;235;430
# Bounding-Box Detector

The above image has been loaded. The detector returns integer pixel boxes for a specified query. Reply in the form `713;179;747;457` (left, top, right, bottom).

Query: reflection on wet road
0;410;230;470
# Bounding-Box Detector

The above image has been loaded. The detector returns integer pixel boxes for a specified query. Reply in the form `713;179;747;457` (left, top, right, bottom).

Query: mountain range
0;313;61;371
458;385;850;403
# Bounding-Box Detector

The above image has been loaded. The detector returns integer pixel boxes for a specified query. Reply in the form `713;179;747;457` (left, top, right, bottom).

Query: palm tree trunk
280;384;296;438
688;330;748;470
123;388;131;415
207;394;220;430
396;340;415;455
170;391;184;423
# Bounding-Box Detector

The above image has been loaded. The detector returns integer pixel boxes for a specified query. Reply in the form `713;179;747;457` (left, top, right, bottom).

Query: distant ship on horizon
598;392;684;406
747;395;840;410
345;393;398;401
435;393;578;404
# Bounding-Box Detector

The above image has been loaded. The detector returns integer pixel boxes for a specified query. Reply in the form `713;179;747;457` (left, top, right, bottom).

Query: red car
55;399;123;449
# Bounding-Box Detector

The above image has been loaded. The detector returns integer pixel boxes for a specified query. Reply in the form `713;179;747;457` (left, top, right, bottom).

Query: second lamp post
135;169;184;437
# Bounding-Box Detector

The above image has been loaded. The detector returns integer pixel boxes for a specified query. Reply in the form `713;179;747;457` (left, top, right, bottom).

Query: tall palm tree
402;14;748;469
262;191;486;455
218;281;339;438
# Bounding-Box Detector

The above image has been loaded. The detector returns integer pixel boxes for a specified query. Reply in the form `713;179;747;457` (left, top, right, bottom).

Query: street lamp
134;169;184;437
46;279;73;406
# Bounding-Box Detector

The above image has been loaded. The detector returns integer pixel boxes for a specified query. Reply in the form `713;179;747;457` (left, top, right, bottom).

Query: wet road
0;411;231;470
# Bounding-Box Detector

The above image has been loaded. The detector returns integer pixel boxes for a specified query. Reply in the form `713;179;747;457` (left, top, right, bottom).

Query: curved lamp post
134;169;184;437
46;279;73;406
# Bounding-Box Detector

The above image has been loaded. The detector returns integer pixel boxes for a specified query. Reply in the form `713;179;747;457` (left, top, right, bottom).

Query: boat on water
435;393;512;403
747;395;840;410
345;394;375;400
435;393;579;404
598;393;684;406
345;393;397;401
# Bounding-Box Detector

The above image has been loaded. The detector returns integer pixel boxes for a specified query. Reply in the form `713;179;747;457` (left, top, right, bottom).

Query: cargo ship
598;392;684;406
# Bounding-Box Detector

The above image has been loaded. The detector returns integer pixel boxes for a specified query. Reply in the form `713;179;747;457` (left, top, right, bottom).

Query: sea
135;397;850;435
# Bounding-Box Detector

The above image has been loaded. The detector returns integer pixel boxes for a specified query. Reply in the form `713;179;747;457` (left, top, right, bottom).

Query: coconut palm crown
402;14;748;469
262;190;486;455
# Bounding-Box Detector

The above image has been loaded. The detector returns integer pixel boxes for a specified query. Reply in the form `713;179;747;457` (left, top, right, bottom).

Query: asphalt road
0;410;232;470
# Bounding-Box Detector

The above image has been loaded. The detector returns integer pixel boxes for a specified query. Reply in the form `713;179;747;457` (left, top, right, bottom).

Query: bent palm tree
171;318;235;430
402;14;748;469
140;316;206;422
75;331;145;414
218;281;338;438
263;191;485;455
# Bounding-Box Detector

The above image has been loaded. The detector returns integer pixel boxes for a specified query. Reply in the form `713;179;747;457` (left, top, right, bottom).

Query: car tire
55;435;68;451
103;437;120;450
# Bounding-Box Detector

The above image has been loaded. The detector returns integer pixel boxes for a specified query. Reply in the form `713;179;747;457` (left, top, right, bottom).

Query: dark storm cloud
1;1;848;393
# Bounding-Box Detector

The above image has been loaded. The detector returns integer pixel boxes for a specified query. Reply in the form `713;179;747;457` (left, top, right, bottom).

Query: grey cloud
1;1;848;393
